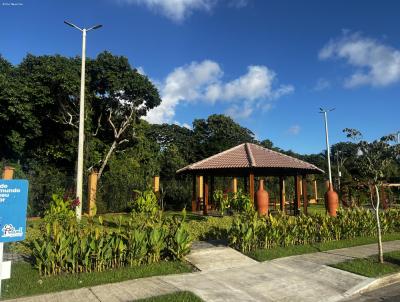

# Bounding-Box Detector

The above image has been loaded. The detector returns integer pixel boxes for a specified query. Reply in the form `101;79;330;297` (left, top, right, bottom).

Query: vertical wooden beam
88;171;98;217
302;175;308;215
203;176;209;215
191;175;197;212
2;166;14;180
210;176;215;208
249;172;255;203
197;175;203;211
314;179;318;202
279;177;286;213
294;175;301;215
232;177;238;194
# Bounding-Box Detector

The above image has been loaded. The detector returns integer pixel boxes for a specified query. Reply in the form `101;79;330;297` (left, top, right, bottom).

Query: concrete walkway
5;240;400;302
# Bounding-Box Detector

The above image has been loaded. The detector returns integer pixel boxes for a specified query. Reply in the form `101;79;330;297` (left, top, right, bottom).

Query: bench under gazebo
176;143;324;215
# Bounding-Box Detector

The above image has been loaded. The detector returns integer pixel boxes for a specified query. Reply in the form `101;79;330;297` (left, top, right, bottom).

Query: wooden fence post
153;176;160;193
88;171;98;217
2;166;14;180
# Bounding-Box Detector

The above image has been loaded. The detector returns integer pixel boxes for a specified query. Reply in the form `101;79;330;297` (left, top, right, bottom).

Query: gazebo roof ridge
177;142;324;174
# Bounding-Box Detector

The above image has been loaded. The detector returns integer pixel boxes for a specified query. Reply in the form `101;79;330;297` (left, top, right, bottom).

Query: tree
344;128;399;263
192;114;255;160
88;52;161;179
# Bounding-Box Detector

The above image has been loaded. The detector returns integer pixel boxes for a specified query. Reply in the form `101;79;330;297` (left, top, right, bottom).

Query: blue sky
1;0;399;154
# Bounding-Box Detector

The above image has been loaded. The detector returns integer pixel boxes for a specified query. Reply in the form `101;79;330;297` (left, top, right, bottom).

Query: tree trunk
98;140;117;180
374;184;384;264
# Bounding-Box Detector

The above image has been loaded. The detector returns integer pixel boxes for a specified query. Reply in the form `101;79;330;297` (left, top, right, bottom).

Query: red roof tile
177;143;323;174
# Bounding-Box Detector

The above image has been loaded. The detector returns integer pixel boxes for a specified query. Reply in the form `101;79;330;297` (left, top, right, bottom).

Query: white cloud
319;32;400;88
117;0;215;22
313;78;331;91
287;125;301;135
144;60;293;123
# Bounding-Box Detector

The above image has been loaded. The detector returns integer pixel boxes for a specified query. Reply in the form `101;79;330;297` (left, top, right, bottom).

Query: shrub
129;190;159;215
228;208;400;253
30;206;192;276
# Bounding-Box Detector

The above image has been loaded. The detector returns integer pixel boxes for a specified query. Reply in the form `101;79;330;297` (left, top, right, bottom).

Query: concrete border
342;272;400;299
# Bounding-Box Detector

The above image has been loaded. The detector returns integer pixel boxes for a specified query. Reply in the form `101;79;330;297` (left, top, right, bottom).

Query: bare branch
107;109;118;138
92;113;102;136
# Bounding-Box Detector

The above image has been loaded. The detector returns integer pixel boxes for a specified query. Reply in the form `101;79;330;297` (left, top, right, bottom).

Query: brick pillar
88;171;98;217
2;166;14;180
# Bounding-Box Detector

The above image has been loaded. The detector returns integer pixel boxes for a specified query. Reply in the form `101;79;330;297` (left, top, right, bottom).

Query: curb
342;271;400;299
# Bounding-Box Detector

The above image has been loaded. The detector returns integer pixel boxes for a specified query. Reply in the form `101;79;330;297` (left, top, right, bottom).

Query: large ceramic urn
325;182;339;217
256;179;269;215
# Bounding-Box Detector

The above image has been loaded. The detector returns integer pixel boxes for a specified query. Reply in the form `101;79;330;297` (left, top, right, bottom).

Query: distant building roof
177;143;324;175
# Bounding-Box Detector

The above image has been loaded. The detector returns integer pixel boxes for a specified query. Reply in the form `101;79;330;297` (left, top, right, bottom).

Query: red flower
71;197;80;209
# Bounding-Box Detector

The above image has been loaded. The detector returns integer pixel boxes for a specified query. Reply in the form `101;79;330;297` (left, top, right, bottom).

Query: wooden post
203;176;209;215
192;175;197;212
210;176;215;208
294;175;301;215
279;177;286;212
249;172;255;203
153;176;160;193
88;171;98;217
197;175;203;211
302;175;308;215
314;180;318;202
2;166;14;180
232;177;238;194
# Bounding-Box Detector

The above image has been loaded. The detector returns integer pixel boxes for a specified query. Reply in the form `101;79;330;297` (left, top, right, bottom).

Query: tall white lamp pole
319;108;335;186
64;21;102;220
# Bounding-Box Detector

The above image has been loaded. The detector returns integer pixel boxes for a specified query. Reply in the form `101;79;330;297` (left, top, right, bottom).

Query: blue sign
0;180;29;243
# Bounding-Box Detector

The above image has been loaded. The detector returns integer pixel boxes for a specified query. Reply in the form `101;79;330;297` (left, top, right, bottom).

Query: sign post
0;180;28;297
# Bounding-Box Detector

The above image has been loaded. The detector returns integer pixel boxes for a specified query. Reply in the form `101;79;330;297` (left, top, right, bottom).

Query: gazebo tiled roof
177;143;323;175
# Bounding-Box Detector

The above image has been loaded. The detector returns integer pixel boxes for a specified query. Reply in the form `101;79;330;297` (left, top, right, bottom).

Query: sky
1;0;399;154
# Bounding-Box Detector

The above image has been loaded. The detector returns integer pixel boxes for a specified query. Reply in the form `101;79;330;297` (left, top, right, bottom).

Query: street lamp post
319;107;339;216
320;108;334;185
64;21;102;220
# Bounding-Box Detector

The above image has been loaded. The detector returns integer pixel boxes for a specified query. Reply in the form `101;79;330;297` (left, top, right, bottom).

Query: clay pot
256;179;269;215
325;182;339;217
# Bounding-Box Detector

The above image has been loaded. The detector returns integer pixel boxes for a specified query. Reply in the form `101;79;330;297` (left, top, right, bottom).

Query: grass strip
331;250;400;277
135;291;203;302
247;232;400;262
1;261;193;300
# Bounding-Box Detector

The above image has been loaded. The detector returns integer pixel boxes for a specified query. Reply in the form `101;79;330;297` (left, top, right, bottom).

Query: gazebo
177;143;324;215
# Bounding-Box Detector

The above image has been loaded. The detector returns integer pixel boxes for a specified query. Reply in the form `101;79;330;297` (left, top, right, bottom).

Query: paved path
5;240;400;302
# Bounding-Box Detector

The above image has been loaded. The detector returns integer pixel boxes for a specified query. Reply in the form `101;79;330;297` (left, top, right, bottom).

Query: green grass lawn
331;250;400;277
135;291;203;302
247;232;400;262
1;261;193;300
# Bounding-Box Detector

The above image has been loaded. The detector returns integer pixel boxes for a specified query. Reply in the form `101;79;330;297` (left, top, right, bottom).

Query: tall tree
192;114;255;160
88;52;161;179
